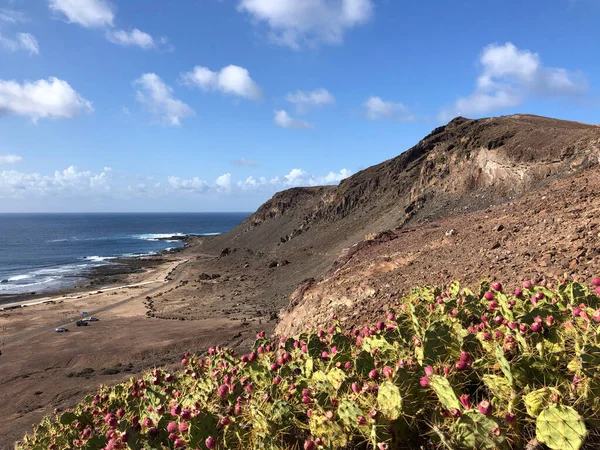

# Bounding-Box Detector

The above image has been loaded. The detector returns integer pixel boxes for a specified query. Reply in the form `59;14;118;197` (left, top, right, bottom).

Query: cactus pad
430;375;461;411
362;335;396;359
377;381;403;420
535;405;586;450
423;322;456;365
524;387;560;418
309;413;348;448
327;367;347;390
337;399;364;427
495;345;513;387
482;375;511;402
452;410;505;450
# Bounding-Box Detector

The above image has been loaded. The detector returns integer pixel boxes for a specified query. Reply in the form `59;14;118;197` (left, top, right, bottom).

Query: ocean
0;213;248;296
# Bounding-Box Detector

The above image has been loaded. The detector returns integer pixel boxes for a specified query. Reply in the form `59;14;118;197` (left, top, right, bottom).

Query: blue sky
0;0;598;212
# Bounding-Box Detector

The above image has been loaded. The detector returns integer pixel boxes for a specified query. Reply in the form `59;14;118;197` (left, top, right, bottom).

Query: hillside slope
151;114;600;331
276;167;600;335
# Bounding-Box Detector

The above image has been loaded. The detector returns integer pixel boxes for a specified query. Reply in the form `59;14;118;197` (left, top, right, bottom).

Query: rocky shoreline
0;237;190;308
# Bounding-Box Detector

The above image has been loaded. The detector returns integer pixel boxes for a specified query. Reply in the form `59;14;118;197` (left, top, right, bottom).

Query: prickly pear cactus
449;280;461;297
452;410;505;450
524;387;560;418
377;381;403;420
337;399;364;427
305;356;314;377
310;413;348;449
429;375;461;411
327;367;347;390
495;345;513;387
188;411;219;447
362;334;396;359
580;346;600;377
268;400;293;425
535;405;587;450
423;322;456;365
560;281;587;305
482;375;511;403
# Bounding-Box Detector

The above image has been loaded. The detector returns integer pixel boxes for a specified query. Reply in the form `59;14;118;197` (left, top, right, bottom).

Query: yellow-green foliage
18;279;600;449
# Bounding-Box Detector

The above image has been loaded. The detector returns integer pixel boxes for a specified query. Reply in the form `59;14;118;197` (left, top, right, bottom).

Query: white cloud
0;9;27;24
0;164;352;200
231;158;259;167
106;29;155;49
443;42;588;119
48;0;161;50
49;0;114;28
322;168;352;183
18;33;39;54
215;173;232;192
236;176;269;190
0;77;93;122
181;65;264;101
363;96;413;121
274;109;313;129
167;176;209;193
0;165;112;198
171;167;351;196
134;73;194;126
0;32;39;55
237;0;374;49
281;168;351;187
285;88;335;113
0;155;23;164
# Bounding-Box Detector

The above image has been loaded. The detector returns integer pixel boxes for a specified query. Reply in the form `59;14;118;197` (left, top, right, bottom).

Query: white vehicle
83;317;100;322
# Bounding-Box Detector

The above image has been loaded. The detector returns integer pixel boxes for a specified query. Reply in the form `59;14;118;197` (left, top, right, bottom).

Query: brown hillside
151;114;600;332
276;167;600;336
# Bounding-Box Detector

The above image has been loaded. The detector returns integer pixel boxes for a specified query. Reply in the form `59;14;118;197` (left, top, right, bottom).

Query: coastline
0;235;191;309
0;233;270;449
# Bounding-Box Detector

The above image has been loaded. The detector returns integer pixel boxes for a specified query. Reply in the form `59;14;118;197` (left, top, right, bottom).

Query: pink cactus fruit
478;400;492;416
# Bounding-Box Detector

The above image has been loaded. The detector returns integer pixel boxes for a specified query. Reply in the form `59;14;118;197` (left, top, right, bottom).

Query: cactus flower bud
478;400;492;416
459;394;470;409
304;440;316;450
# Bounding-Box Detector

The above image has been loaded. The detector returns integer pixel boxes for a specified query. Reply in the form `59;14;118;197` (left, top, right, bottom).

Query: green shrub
18;278;600;449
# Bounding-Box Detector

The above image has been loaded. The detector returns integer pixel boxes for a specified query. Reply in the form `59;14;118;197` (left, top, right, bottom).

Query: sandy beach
0;241;268;448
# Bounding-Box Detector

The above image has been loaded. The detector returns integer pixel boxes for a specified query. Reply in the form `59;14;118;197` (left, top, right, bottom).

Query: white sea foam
0;275;61;293
121;251;159;258
135;233;186;241
8;274;33;281
84;256;116;263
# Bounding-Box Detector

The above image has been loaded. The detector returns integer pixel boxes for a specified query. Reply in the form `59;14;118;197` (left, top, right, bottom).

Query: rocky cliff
175;114;600;335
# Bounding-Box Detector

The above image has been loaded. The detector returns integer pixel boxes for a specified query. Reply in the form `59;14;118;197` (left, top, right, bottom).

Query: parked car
55;327;69;332
83;317;100;322
75;320;88;327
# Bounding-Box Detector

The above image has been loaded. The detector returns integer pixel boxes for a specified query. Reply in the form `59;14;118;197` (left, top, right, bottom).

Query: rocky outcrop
195;114;600;338
276;168;600;336
236;115;600;241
